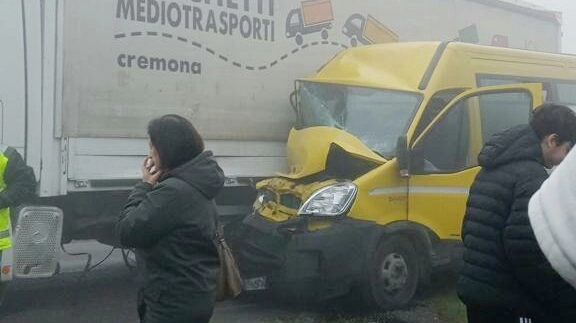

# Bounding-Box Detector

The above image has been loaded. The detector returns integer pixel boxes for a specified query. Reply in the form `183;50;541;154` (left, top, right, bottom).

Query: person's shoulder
478;159;545;184
508;159;547;178
486;155;542;174
1;146;25;160
158;177;199;198
158;177;187;190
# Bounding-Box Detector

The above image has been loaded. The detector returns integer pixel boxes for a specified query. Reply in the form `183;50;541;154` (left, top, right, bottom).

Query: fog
527;0;576;54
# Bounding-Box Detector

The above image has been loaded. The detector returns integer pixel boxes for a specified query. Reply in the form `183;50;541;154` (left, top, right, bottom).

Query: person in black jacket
116;115;225;323
0;146;36;304
0;146;36;211
456;103;576;323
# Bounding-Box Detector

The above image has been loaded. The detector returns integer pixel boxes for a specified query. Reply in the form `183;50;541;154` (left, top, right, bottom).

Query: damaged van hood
279;127;387;180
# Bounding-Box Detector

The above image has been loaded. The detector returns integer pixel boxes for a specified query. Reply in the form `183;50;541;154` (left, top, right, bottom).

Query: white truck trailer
0;0;561;282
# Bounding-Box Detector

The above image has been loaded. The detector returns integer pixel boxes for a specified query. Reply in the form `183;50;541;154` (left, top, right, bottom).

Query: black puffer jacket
457;125;576;320
117;151;225;322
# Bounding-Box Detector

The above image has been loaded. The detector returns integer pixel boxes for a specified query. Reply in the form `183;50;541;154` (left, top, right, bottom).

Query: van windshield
297;81;421;158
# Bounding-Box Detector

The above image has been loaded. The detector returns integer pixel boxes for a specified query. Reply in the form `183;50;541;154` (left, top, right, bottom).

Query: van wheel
296;34;303;45
364;236;419;309
321;29;329;40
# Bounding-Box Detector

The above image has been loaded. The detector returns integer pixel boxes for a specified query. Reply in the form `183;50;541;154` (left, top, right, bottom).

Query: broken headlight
298;182;357;217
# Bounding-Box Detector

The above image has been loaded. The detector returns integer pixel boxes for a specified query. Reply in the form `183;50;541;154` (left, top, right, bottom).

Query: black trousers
466;305;536;323
138;290;215;323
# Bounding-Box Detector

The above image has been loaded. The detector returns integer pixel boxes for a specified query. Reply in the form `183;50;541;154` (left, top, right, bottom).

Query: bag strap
215;224;225;244
212;201;225;244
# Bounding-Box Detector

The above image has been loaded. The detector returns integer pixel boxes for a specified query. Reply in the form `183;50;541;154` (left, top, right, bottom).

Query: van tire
363;235;419;309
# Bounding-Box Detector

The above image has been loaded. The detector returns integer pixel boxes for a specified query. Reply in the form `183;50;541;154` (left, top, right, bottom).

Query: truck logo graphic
342;14;398;47
286;0;334;45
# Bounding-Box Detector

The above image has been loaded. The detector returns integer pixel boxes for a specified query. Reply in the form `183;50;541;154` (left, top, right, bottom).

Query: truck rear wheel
351;37;358;47
364;235;419;309
296;34;303;45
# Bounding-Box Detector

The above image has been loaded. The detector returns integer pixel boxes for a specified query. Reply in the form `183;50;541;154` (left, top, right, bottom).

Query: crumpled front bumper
228;212;380;300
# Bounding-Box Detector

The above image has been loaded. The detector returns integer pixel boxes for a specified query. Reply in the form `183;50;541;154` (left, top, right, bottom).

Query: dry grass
258;289;466;323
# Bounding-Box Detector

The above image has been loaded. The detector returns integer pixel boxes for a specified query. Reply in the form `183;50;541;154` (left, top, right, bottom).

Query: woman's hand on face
142;157;163;185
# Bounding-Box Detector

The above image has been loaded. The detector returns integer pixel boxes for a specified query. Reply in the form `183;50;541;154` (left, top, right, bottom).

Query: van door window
414;90;533;174
478;76;553;101
479;92;532;144
477;75;576;109
414;89;465;138
413;99;472;173
556;83;576;112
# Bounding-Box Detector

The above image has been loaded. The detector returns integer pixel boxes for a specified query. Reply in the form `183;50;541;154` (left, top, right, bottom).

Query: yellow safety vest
0;152;10;250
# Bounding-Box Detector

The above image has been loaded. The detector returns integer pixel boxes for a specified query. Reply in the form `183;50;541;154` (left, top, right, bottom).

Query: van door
406;84;543;241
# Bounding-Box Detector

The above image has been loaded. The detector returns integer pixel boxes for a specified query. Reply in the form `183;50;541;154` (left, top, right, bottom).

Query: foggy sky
526;0;576;54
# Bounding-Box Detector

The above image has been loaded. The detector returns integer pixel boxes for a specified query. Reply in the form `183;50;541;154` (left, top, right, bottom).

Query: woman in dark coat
117;115;225;323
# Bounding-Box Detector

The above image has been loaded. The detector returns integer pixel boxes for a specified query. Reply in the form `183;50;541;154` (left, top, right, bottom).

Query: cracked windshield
2;0;576;323
298;82;421;158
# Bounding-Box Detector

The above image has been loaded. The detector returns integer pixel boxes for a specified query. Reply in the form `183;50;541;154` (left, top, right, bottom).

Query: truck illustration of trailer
286;0;334;45
342;14;398;47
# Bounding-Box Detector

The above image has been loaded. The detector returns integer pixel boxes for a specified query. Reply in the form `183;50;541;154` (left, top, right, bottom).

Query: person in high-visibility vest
0;146;37;303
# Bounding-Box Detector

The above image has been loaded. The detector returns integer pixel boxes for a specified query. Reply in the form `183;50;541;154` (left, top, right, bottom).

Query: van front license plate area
243;276;267;291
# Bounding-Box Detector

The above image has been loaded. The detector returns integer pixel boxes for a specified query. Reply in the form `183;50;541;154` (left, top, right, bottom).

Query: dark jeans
466;305;536;323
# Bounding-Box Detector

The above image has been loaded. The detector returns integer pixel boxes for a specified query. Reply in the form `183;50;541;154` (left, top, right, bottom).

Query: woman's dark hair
530;103;576;145
148;115;205;170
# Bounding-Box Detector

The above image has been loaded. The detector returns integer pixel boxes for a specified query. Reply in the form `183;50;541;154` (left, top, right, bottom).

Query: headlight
253;189;275;211
298;182;358;216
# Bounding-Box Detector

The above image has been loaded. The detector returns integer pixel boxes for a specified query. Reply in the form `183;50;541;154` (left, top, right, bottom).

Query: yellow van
230;42;576;308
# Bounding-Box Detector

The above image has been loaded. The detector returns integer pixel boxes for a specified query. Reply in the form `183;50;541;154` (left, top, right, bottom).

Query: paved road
0;241;298;323
0;241;452;323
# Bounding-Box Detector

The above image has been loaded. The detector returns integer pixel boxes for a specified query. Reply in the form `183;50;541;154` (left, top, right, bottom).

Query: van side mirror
409;147;426;174
290;91;297;114
290;90;303;126
396;136;410;177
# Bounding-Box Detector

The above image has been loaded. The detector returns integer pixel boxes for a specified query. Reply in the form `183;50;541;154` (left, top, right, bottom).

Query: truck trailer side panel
59;0;561;144
0;1;26;152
